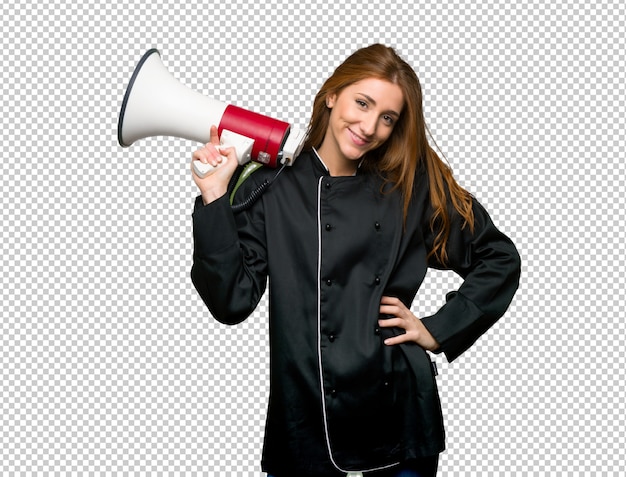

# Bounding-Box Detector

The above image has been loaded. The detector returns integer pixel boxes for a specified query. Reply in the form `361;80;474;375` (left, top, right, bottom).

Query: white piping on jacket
315;176;399;475
316;176;341;471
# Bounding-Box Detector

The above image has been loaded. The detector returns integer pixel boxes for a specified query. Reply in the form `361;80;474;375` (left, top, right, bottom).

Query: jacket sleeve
190;192;268;325
421;198;521;362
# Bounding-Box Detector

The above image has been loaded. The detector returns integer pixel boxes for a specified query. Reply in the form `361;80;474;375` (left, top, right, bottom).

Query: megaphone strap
229;162;264;205
230;161;289;213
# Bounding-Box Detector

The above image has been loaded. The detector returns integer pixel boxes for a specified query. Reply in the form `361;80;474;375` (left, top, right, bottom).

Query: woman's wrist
201;186;228;205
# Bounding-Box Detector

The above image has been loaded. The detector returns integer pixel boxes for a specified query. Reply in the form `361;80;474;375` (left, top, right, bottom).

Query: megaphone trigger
218;129;255;165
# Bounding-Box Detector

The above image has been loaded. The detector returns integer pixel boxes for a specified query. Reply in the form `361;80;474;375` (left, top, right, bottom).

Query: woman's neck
313;147;359;177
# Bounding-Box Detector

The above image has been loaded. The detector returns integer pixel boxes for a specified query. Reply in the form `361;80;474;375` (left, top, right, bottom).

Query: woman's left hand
378;296;440;351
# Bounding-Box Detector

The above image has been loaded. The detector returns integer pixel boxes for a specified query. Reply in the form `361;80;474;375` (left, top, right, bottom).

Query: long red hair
304;44;474;264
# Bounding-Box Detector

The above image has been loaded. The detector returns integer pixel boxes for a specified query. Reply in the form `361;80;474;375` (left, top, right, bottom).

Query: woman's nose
359;114;377;137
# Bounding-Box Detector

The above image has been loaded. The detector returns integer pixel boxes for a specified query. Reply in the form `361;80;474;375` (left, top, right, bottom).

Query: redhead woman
190;44;520;477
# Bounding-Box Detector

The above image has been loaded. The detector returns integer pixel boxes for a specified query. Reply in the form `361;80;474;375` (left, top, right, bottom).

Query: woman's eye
383;115;395;125
356;99;367;108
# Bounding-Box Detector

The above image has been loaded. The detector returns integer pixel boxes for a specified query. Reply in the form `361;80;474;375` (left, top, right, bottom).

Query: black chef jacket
191;149;521;476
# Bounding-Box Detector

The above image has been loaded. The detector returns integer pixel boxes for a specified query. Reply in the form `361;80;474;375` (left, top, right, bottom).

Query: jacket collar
311;148;363;177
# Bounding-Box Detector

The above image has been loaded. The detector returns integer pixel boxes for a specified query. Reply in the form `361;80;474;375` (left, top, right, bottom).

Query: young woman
190;44;521;477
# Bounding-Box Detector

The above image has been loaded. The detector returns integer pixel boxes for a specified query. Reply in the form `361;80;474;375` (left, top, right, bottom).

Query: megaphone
117;49;306;178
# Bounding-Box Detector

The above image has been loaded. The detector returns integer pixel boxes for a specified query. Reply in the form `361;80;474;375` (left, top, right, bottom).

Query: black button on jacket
191;150;521;476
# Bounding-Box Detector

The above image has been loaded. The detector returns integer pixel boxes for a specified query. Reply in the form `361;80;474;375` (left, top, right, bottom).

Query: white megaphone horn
117;49;306;177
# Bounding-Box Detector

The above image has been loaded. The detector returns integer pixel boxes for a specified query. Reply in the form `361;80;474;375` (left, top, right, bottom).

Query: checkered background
2;0;624;475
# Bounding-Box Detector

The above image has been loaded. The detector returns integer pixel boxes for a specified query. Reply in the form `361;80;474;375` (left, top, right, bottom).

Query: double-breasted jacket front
191;149;521;476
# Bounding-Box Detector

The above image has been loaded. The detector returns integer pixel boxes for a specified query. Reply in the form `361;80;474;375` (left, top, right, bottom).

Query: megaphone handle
193;130;255;178
192;144;229;178
192;159;221;178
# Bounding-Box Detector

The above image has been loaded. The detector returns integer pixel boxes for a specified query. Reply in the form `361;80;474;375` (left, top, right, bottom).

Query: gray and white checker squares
1;0;625;475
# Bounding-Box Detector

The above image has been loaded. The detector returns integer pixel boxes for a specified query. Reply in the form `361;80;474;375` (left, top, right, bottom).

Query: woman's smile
347;127;371;147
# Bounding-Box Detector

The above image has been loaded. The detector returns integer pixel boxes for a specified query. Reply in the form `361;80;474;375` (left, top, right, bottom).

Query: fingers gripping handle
192;147;231;178
193;129;255;178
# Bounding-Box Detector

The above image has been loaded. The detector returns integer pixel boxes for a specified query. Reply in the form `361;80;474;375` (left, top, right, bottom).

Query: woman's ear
326;93;336;108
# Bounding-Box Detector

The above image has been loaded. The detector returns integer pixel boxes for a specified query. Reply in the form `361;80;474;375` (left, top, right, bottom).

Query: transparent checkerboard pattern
1;0;625;475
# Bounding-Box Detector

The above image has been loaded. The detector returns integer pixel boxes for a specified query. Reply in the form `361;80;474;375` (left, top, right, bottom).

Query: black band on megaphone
117;49;160;147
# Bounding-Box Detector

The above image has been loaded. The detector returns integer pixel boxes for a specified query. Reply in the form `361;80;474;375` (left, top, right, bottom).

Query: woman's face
319;77;404;170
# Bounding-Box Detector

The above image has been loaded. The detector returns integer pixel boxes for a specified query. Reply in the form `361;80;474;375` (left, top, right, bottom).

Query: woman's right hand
191;125;239;205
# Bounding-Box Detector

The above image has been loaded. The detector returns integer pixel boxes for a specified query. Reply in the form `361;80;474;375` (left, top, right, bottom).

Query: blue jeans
268;455;439;477
268;470;432;477
382;470;429;477
267;473;426;477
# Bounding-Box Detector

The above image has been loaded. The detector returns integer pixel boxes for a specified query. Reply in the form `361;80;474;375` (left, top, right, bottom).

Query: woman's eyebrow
357;93;401;117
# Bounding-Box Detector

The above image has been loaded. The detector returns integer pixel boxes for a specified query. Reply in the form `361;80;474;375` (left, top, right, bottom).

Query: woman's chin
341;145;368;162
